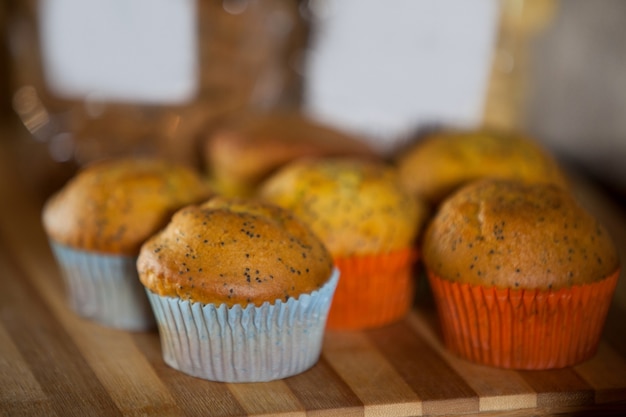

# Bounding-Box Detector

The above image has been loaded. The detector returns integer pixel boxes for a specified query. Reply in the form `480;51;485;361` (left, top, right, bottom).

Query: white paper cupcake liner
50;242;155;331
146;268;340;382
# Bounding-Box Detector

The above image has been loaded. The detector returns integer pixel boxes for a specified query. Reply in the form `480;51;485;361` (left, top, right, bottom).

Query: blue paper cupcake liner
50;241;155;331
146;268;340;382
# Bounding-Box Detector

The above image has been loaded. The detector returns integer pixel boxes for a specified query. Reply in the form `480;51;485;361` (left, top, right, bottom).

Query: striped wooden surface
2;141;626;416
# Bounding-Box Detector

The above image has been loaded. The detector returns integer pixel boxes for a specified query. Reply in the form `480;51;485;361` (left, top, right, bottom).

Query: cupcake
42;158;212;330
396;129;569;205
422;179;620;369
136;196;338;382
259;157;428;330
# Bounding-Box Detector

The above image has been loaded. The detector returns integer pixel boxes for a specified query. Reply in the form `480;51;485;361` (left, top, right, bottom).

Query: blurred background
1;0;626;202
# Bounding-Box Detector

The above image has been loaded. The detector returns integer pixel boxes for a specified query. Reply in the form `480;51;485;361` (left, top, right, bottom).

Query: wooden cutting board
1;144;626;416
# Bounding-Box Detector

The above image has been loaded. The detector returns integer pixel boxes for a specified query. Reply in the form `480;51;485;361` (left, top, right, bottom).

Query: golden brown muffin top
396;130;569;204
137;196;334;307
258;157;428;257
42;158;212;255
422;179;619;290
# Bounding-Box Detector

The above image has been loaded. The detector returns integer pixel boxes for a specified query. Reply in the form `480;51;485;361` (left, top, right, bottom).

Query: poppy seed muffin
137;196;339;382
137;197;334;307
259;157;427;257
42;157;212;330
259;157;429;330
396;129;569;205
423;179;620;369
43;158;212;255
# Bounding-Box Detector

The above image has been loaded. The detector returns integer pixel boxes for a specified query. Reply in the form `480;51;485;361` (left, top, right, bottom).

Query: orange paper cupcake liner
327;248;418;330
427;270;619;369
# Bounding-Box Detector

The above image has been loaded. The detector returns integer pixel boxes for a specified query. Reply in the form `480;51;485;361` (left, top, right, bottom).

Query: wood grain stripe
284;356;364;417
367;320;479;416
0;400;61;417
518;367;595;408
0;323;47;404
66;324;181;417
132;332;249;417
574;342;626;404
322;331;422;417
227;381;306;417
0;241;123;417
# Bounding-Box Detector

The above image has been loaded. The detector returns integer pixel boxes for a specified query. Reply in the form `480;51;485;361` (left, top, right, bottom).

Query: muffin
422;179;620;369
204;110;378;197
396;129;569;205
42;157;212;330
137;196;338;382
259;157;428;330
